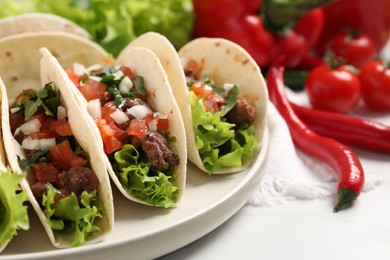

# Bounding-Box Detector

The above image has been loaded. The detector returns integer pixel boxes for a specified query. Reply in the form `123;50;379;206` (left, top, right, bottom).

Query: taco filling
183;59;260;173
9;83;103;247
66;62;180;207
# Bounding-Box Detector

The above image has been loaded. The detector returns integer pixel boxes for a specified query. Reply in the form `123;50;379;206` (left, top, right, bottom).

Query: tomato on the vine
359;60;390;110
325;31;376;69
305;65;362;113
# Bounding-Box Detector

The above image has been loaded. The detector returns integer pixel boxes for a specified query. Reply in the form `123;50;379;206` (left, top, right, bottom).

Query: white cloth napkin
247;91;382;207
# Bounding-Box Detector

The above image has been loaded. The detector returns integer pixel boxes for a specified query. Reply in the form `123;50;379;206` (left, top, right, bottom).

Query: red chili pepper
193;0;333;68
290;102;390;154
266;66;365;212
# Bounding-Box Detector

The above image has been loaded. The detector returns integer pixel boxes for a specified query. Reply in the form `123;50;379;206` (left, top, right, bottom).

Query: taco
1;49;114;248
0;13;90;40
0;32;106;99
0;77;29;253
121;33;268;174
46;46;186;208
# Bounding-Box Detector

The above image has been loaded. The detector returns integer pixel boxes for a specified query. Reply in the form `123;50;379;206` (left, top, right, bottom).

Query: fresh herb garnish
134;76;147;96
16;83;61;120
17;150;49;168
221;85;239;117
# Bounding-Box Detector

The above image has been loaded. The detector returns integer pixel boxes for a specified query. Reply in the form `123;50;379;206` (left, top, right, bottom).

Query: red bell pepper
192;0;335;68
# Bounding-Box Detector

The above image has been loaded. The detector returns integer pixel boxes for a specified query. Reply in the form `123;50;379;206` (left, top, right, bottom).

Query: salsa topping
67;62;180;207
183;59;259;173
10;83;102;246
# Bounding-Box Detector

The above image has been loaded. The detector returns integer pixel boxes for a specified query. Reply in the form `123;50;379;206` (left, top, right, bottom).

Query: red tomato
30;130;58;140
191;82;212;97
101;101;116;123
79;78;107;101
66;68;82;86
120;66;135;81
96;119;123;154
325;31;376;68
203;93;224;112
34;162;59;184
305;65;362;113
48;140;87;171
144;113;169;131
128;119;149;136
51;119;73;136
359;61;390;110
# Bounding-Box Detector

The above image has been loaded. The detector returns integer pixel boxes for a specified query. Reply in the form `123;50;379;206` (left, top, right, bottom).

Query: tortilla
0;77;29;253
122;33;268;174
0;32;107;99
0;13;90;40
43;46;187;207
1;49;114;248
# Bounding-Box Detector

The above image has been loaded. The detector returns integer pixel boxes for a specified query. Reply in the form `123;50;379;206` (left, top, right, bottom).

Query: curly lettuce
42;184;103;247
112;144;178;208
0;0;194;56
0;170;29;246
189;91;260;173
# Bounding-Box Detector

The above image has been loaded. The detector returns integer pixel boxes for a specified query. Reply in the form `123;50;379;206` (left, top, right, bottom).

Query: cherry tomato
359;61;390;110
305;65;362;113
325;31;376;68
48;140;87;171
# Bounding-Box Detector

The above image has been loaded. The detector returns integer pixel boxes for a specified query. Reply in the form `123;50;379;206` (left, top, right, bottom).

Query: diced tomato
185;59;201;79
120;66;135;81
203;93;225;112
128;119;149;137
30;130;58;139
96;119;123;154
79;78;107;101
144;113;169;131
191;82;212;97
66;68;82;86
101;101;117;123
48;140;87;171
51;119;73;136
108;120;125;138
33;162;59;184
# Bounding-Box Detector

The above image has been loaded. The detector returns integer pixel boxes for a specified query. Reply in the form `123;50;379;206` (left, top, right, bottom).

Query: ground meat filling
58;166;99;196
131;131;179;171
225;99;256;126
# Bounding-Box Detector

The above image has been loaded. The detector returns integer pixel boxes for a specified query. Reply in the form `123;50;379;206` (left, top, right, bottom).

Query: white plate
1;126;269;260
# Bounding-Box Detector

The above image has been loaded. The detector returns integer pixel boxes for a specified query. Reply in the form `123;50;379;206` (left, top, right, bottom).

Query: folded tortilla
121;33;268;174
0;13;90;40
0;32;107;99
41;47;187;208
0;77;29;253
1;49;114;248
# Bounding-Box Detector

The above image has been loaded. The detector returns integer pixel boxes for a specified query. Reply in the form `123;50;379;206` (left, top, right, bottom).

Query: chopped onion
73;63;86;76
119;76;133;94
127;105;152;119
14;127;20;136
87;99;102;119
89;75;103;82
113;70;124;80
148;119;158;131
10;107;21;114
153;112;168;119
20;118;41;135
39;138;56;151
110;110;129;124
86;64;103;74
22;137;40;150
57;105;67;120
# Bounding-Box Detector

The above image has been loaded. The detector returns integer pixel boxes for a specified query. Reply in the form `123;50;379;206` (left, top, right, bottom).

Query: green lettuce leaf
112;144;178;208
0;169;29;246
189;91;260;173
42;184;103;247
0;0;194;56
